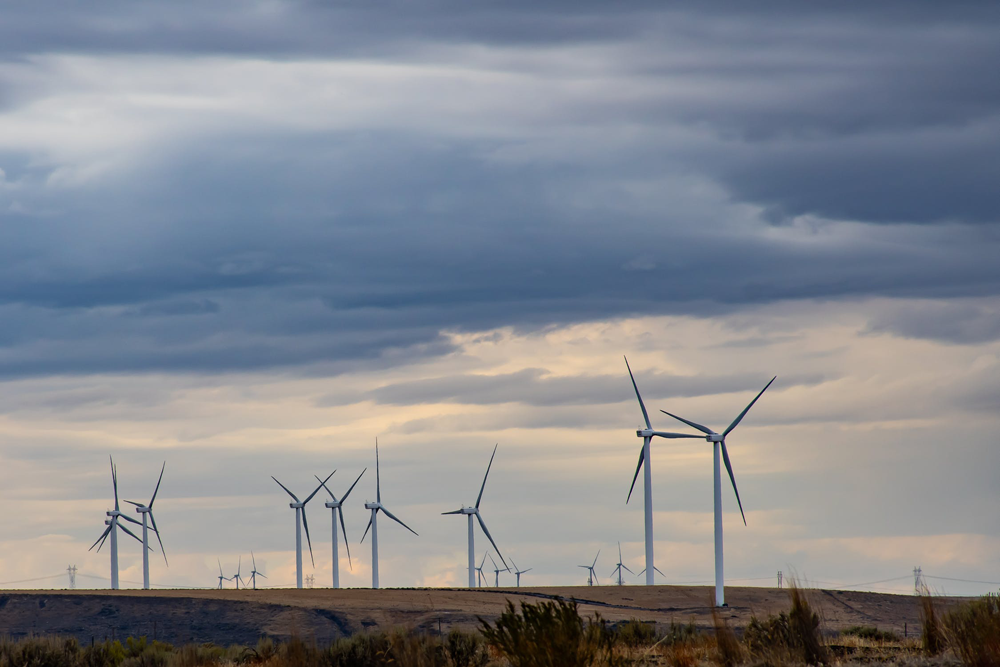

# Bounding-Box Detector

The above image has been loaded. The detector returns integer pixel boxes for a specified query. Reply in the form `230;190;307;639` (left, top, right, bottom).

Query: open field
0;586;966;646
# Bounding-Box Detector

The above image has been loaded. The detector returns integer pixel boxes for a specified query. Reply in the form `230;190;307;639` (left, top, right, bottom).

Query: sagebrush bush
614;619;657;648
944;593;1000;667
841;625;899;642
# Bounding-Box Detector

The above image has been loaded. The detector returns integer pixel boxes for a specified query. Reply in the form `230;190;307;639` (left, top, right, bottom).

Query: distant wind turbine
578;550;600;586
624;358;702;585
272;471;332;589
659;376;776;606
216;559;229;589
231;555;247;589
474;553;488;587
511;560;532;587
610;542;634;586
317;468;366;589
442;444;507;588
248;551;266;590
489;552;508;587
124;462;167;590
361;440;418;589
89;456;147;590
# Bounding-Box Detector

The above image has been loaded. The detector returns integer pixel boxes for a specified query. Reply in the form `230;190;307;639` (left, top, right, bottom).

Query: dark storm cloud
1;2;999;379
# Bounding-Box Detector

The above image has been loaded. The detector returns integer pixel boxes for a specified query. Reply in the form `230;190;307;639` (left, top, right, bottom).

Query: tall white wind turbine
578;550;600;586
317;468;366;589
361;440;418;589
272;471;332;589
442;444;507;588
89;457;146;590
624;358;702;585
659;376;776;606
610;542;634;586
511;560;532;587
216;559;229;589
248;551;266;590
124;462;166;590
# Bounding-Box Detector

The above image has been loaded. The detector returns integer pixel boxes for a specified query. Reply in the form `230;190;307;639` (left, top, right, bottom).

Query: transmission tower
777;570;782;589
67;565;77;589
913;566;923;594
305;574;315;589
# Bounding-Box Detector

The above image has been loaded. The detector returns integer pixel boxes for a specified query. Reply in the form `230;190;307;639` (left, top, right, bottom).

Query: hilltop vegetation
0;588;996;666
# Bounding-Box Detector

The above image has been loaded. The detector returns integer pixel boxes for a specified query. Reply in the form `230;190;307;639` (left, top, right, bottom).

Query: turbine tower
317;468;366;589
89;456;146;589
272;472;332;589
124;462;167;590
511;560;531;587
442;444;507;588
610;542;634;586
248;551;266;590
361;440;418;589
660;376;775;606
624;358;702;585
489;552;508;587
578;550;600;586
231;555;247;589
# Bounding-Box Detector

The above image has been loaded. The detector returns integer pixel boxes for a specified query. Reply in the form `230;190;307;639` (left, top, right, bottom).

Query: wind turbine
578;550;600;586
231;555;247;589
624;357;702;585
317;468;366;589
217;559;229;589
248;551;266;590
474;553;488;587
442;444;507;588
124;462;166;590
659;376;776;606
511;560;532;587
272;471;332;589
610;542;634;586
89;456;146;590
361;440;418;589
489;552;508;587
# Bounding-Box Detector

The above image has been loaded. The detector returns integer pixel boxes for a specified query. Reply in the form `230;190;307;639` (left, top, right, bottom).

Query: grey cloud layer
1;2;999;378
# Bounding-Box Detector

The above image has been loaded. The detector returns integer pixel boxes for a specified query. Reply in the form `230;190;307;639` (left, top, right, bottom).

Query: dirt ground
0;586;965;646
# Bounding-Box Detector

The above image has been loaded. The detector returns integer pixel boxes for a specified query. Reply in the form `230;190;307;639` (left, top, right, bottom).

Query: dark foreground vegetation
0;587;996;667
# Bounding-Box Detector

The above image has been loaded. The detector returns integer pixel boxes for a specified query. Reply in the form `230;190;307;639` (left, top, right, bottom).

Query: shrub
743;584;827;666
445;629;488;667
788;584;827;665
614;619;657;648
922;594;946;656
944;593;1000;667
841;625;899;642
712;607;743;667
479;598;622;667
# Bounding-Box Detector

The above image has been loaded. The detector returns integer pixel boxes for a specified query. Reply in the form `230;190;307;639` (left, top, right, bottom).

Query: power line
924;575;1000;586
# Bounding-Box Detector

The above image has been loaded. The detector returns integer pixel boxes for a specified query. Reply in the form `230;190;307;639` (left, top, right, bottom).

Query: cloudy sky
1;1;998;595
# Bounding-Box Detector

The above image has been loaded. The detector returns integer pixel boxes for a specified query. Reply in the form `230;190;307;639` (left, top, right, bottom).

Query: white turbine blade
592;549;600;568
110;456;120;511
488;552;498;570
149;461;165;507
315;471;337;499
475;444;498;509
219;558;224;576
119;513;143;527
340;468;366;503
305;470;335;505
476;512;507;569
149;511;168;565
442;508;466;515
659;410;713;435
720;441;747;526
626;446;644;504
118;521;145;545
89;524;113;552
622;564;636;575
521;568;532;574
251;550;257;572
380;505;418;536
618;541;622;563
123;500;143;507
723;376;776;437
654;566;665;577
480;553;488;568
271;477;300;503
338;505;352;569
652;431;704;439
237;555;242;576
301;507;315;566
375;439;381;503
624;356;652;430
258;572;267;579
361;516;373;543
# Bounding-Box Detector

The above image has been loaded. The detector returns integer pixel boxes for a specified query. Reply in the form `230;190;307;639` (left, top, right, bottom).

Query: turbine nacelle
707;433;723;442
324;499;342;509
637;428;653;438
365;501;380;510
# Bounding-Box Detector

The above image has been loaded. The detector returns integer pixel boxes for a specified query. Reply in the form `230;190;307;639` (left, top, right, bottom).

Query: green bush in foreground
944;593;1000;667
841;625;900;642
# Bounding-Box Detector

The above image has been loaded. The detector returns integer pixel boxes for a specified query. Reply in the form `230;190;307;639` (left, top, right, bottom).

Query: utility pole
777;570;782;589
913;566;923;595
67;565;77;589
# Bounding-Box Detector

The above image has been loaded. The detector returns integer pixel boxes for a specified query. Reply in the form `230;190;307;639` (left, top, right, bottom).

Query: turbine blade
375;439;381;504
480;553;487;568
361;516;373;543
654;566;665;577
522;568;532;574
119;514;142;526
488;552;498;570
89;525;113;552
315;472;336;499
476;512;507;569
258;572;267;579
720;441;747;525
723;376;776;437
592;549;600;568
111;456;120;512
123;500;143;507
251;551;257;571
149;511;168;565
305;470;335;505
624;356;652;430
475;444;498;509
618;541;622;563
271;477;300;503
341;468;366;503
622;564;636;575
237;555;242;576
219;558;224;576
380;505;418;536
149;462;165;507
339;506;352;569
626;445;644;504
659;410;713;435
652;431;704;439
118;522;145;545
301;508;315;566
441;509;466;515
